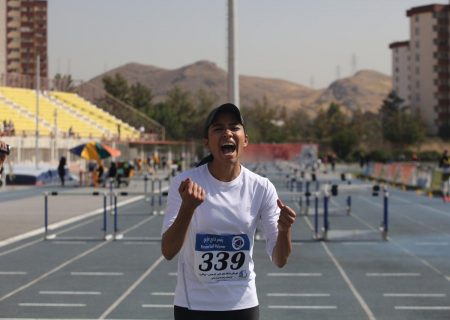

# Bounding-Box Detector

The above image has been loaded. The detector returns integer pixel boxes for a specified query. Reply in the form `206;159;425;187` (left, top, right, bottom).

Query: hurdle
44;191;110;241
111;183;167;241
317;182;389;241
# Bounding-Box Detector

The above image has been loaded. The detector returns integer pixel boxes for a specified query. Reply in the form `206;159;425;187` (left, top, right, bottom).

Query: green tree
130;82;153;114
54;73;76;92
102;73;130;104
380;91;424;147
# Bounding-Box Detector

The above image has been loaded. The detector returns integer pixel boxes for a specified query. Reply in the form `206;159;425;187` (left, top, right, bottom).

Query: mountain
79;60;391;116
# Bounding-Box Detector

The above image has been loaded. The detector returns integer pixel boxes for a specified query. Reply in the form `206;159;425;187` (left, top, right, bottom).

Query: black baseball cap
203;103;244;138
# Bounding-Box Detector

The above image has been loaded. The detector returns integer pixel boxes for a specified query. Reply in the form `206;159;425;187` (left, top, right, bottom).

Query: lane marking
168;272;177;276
98;255;165;319
384;293;446;297
151;292;174;296
415;242;448;246
142;304;173;308
71;272;123;276
0;238;43;258
0;271;27;275
366;273;420;277
51;241;87;245
18;303;86;307
0;240;109;302
395;306;450;310
267;273;322;277
302;215;376;320
320;242;375;319
39;291;101;295
267;293;330;297
268;305;337;309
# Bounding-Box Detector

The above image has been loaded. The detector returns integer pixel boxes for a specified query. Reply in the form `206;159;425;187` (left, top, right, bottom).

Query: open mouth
221;142;236;154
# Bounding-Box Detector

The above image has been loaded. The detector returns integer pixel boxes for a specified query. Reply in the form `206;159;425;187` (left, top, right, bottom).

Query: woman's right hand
178;178;205;211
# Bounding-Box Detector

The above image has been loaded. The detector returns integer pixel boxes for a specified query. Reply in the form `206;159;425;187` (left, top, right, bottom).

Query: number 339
198;251;245;271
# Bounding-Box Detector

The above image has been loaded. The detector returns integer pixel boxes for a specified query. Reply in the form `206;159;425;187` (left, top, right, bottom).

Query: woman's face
204;112;248;165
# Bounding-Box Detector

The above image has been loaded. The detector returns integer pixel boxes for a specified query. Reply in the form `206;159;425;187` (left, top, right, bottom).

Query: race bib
194;233;251;282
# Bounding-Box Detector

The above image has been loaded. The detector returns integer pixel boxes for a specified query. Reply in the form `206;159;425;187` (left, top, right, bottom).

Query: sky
48;0;448;89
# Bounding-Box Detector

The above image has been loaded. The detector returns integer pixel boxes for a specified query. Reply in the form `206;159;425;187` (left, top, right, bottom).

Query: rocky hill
79;60;392;116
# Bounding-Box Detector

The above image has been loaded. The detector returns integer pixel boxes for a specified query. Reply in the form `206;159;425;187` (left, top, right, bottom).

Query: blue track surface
0;163;449;320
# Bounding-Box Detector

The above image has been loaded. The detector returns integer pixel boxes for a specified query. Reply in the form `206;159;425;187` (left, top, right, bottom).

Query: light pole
35;55;40;169
228;0;239;107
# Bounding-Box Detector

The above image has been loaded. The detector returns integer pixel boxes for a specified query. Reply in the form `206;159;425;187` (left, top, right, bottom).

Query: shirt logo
232;236;245;250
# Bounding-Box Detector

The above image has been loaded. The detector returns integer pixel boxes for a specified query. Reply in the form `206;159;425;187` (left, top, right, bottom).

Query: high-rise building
0;0;47;87
390;4;449;135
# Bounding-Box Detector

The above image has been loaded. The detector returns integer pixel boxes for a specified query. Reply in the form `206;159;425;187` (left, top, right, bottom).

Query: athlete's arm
161;178;205;260
272;199;296;268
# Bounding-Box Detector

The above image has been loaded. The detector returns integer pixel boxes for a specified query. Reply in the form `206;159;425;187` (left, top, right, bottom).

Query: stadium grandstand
0;86;140;140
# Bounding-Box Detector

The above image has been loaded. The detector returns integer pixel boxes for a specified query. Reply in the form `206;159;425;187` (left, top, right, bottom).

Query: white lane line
0;271;27;275
447;276;450;281
142;304;173;308
39;291;101;295
391;194;450;218
51;241;87;245
70;272;123;276
0;238;43;257
366;273;420;277
268;305;337;309
267;273;322;277
320;243;376;319
0;240;109;302
98;255;165;319
123;241;157;245
267;293;330;297
342;242;378;246
384;293;446;297
302;214;376;319
395;306;450;310
151;292;175;296
416;242;448;246
19;303;86;307
168;272;177;276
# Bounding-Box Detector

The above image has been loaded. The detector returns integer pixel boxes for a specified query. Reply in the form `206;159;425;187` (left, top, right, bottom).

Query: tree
380;91;424;147
130;82;153;114
53;73;76;92
102;73;130;104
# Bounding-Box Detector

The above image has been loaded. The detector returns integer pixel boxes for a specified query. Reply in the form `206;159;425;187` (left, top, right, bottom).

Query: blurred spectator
57;156;67;186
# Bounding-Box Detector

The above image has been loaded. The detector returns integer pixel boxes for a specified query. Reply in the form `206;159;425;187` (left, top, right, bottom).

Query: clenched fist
178;178;206;212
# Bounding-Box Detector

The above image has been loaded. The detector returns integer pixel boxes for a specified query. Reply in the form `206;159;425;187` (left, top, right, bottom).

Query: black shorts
174;305;259;320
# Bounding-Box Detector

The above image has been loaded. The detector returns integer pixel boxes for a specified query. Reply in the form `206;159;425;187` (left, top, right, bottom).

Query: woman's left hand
277;199;296;232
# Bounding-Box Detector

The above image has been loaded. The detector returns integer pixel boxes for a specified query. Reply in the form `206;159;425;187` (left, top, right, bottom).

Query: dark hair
196;154;214;167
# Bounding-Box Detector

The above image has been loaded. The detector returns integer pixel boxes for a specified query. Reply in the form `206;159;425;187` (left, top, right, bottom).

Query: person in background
0;140;8;168
57;156;67;186
439;150;450;202
107;161;117;187
161;103;296;320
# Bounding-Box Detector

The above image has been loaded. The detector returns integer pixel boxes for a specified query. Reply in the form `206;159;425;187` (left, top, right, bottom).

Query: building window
415;27;420;35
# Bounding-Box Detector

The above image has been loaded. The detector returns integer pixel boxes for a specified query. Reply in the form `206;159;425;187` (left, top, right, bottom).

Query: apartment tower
390;4;450;135
0;0;47;87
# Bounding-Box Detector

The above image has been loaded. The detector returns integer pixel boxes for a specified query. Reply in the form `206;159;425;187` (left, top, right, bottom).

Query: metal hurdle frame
44;191;110;241
111;178;167;240
316;182;389;241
